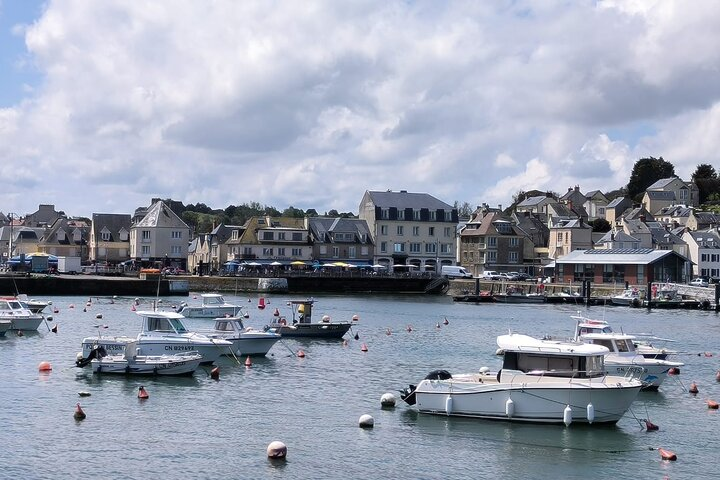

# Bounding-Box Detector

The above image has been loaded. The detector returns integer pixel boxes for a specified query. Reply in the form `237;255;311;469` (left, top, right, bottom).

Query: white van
441;266;473;279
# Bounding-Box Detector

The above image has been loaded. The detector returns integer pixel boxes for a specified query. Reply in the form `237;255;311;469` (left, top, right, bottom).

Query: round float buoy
386;328;392;336
245;356;252;367
406;325;413;332
267;441;287;459
134;298;140;305
51;324;58;334
53;308;59;313
210;367;220;380
436;323;441;329
17;330;24;337
358;414;374;428
86;302;91;307
74;403;86;420
193;295;198;299
38;361;52;372
273;308;280;317
505;398;514;418
82;308;86;312
78;391;91;397
47;316;53;322
342;340;348;347
689;382;699;394
361;343;368;352
138;386;149;399
563;405;572;426
668;367;679;375
645;420;659;431
380;392;396;408
443;317;449;325
708;400;719;409
716;370;720;382
297;349;306;358
352;314;359;321
658;448;677;461
69;304;74;309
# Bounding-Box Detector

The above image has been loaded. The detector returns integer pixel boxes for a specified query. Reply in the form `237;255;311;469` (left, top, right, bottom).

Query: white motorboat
16;294;50;313
0;320;11;337
175;293;243;318
572;316;678;360
400;333;643;425
195;316;281;356
0;297;45;331
610;288;642;306
576;329;683;390
493;287;546;304
84;342;203;376
79;311;233;365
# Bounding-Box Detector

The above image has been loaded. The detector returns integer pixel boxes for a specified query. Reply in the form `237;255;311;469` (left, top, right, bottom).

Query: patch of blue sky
0;0;45;107
605;122;658;146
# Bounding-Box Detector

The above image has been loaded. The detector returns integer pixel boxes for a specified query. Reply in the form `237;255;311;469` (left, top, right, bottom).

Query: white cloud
0;0;719;217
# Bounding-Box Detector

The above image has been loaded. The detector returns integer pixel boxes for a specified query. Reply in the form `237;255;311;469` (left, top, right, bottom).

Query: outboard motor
400;370;453;405
75;345;108;368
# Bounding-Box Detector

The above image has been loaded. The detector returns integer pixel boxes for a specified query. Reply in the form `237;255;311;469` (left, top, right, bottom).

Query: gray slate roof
556;248;686;265
365;191;452;210
646;177;677;190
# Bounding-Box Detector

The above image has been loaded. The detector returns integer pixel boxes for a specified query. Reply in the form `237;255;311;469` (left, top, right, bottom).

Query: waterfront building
307;217;374;266
129;200;191;270
89;213;131;265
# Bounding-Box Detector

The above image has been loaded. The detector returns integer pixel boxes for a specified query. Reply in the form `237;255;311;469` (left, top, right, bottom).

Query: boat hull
413;377;641;424
81;336;230;365
0;320;11;337
603;360;680;390
206;333;281;356
91;354;202;375
7;316;44;331
493;294;546;304
271;322;352;339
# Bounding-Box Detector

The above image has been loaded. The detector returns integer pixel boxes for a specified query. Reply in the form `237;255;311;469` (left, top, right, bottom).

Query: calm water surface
1;293;718;479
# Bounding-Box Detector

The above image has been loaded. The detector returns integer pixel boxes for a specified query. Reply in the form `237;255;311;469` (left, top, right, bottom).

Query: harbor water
1;294;719;479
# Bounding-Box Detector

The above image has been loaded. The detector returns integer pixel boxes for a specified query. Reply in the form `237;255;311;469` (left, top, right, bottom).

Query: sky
1;0;720;219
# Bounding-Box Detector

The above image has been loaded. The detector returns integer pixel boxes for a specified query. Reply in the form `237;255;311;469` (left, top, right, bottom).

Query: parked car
514;272;532;281
690;277;709;287
480;270;501;280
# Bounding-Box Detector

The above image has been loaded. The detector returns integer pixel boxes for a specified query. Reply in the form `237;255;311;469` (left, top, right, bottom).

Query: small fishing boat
195;315;281;356
493;287;546;304
0;297;45;331
268;300;352;339
610;288;642;306
83;343;203;376
16;294;50;313
79;311;232;365
175;293;244;318
400;333;643;425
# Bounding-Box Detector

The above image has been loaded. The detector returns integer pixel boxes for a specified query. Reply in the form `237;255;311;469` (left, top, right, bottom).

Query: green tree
282;206;305;218
626;157;675;200
453;201;473;217
589;218;611;233
692;164;720;204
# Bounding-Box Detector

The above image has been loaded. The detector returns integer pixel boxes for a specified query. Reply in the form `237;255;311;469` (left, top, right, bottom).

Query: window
243;247;253;255
262;232;273;240
361;246;369;255
410;243;421;253
142;230;151;240
509;237;520;247
141;245;150;255
444;227;452;237
412;226;420;236
429;211;436;221
381;208;389;219
292;248;302;256
320;246;327;255
487;251;497;262
278;248;285;256
380;242;387;253
428;226;435;236
262;248;273;256
397;226;404;236
488;237;497;247
397;210;405;220
171;231;182;239
380;225;388;235
394;243;405;253
292;233;303;241
557;232;563;243
171;245;182;255
413;210;421;220
509;252;518;263
101;231;110;241
445;211;452;221
232;230;239;240
440;243;450;254
348;246;356;258
425;243;437;254
333;247;340;257
278;232;286;240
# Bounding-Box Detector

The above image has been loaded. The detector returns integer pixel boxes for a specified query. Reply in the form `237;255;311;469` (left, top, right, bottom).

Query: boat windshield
7;301;23;310
204;296;224;306
169;318;188;333
215;321;233;332
146;316;183;333
586;355;605;377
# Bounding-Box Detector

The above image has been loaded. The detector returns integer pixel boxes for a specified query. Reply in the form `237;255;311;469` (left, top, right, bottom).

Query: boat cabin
290;300;314;324
213;318;245;332
572;316;614;336
139;312;189;334
201;294;227;306
579;333;638;355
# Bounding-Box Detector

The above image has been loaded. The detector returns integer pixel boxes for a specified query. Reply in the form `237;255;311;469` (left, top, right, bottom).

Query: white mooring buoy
267;441;287;459
358;414;374;428
380;392;396;408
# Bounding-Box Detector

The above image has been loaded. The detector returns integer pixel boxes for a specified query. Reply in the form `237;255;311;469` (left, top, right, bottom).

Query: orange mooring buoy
342;340;348;347
297;349;306;358
443;317;449;325
131;304;136;311
657;448;677;461
708;400;719;409
689;382;699;394
38;361;52;372
716;370;720;382
386;328;392;336
138;386;149;399
273;308;280;317
668;367;679;375
74;403;86;420
361;343;368;352
210;367;220;380
644;420;659;431
245;356;252;367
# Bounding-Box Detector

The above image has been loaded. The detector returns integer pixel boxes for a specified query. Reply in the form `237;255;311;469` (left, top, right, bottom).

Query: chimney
568;187;572;192
574;185;580;192
640;214;646;223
